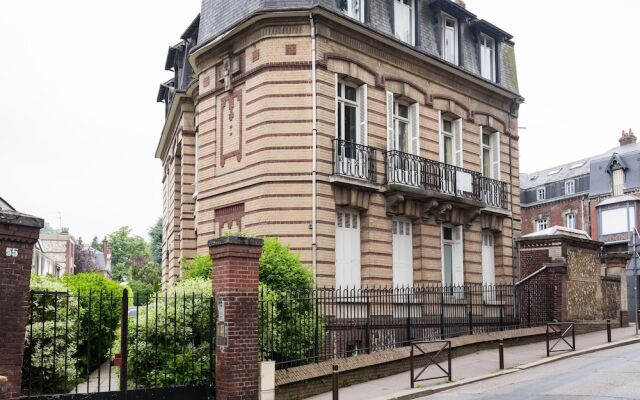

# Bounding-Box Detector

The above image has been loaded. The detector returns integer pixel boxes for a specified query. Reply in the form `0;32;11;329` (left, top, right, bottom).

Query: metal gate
21;289;215;400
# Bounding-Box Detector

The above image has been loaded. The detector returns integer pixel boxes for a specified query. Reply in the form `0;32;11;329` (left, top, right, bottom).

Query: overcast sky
1;0;639;242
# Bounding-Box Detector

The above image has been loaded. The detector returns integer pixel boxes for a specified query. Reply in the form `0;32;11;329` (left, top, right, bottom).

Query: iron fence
332;139;377;182
22;289;215;399
260;283;556;369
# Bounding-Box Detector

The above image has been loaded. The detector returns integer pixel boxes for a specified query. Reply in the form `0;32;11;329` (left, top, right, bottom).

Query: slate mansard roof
521;141;640;205
195;0;520;95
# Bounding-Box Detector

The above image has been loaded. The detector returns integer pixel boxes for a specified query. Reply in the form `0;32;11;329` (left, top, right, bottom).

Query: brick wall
209;235;262;400
521;195;587;236
0;210;43;400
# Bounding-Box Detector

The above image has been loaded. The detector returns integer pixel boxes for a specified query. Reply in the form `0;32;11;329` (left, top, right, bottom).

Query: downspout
581;196;586;231
310;13;318;280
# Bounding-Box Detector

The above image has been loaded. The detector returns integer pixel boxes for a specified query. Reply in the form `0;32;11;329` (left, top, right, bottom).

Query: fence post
546;324;550;357
499;288;504;331
447;341;452;381
209;235;263;400
405;290;411;345
409;344;414;388
365;294;371;354
571;323;576;351
440;289;445;340
468;287;473;335
119;290;129;395
314;294;320;359
607;319;611;343
498;339;504;370
332;365;339;400
0;209;43;400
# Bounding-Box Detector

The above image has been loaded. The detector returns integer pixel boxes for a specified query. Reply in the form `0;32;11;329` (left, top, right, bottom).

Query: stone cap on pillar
208;235;263;248
0;210;44;243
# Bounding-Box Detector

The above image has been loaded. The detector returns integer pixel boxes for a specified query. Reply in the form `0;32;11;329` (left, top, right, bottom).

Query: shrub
62;273;127;372
182;255;213;280
259;237;314;293
23;276;80;394
129;280;155;306
127;279;214;387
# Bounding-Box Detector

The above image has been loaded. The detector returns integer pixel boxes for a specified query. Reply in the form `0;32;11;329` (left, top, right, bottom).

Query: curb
372;336;640;400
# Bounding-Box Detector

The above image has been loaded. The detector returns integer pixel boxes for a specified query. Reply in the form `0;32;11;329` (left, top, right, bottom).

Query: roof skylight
569;161;585;169
547;168;562;176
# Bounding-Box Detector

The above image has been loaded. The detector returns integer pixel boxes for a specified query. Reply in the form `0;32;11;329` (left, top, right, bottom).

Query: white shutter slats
411;102;420;156
491;132;500;180
359;84;368;145
454;119;462;167
386;91;395;151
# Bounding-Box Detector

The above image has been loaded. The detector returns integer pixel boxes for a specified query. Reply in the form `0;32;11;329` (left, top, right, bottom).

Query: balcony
384;150;508;209
332;139;377;183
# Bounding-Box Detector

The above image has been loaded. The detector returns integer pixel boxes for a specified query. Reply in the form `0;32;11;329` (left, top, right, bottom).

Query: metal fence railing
22;289;215;399
259;283;556;369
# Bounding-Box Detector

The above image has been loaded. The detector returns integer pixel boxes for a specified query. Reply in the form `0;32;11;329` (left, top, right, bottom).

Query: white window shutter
358;84;368;145
491;132;500;180
438;111;444;163
452;227;464;286
386;91;395;151
411;102;420;156
454;118;462;167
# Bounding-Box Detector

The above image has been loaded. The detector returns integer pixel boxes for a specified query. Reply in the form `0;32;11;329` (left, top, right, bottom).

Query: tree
149;218;163;265
74;238;97;273
41;222;60;235
90;236;103;252
112;262;129;282
107;227;150;268
182;255;212;280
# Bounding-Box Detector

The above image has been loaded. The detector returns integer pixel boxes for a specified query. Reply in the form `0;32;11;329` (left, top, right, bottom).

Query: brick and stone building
156;0;524;288
521;129;640;320
39;229;76;276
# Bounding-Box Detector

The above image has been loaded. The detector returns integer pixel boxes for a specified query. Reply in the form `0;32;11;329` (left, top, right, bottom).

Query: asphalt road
423;343;640;400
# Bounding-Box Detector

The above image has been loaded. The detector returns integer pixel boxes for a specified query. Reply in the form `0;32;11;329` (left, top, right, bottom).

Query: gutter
310;13;318;279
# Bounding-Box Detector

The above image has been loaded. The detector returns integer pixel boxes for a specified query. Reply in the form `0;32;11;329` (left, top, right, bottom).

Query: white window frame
439;113;462;166
335;208;361;289
612;169;625;196
536;187;546;202
565;213;577;229
337;0;365;22
394;0;415;45
441;225;464;288
480;127;500;180
565;180;575;195
481;231;496;293
442;12;459;64
535;217;548;232
479;33;496;81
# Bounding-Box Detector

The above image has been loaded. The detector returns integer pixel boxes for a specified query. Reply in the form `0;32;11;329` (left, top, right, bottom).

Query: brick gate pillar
0;210;44;400
209;235;262;400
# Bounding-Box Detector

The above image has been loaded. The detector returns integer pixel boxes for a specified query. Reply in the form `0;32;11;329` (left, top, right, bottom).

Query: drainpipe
581;197;586;231
310;13;318;280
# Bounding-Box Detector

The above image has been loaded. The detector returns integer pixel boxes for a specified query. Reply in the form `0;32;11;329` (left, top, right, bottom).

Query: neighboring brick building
156;0;525;288
39;229;76;275
521;129;640;320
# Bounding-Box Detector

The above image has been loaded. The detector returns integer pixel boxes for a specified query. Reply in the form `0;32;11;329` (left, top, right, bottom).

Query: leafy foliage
62;273;127;372
127;279;214;387
259;237;315;293
149;218;163;265
107;227;150;269
23;276;81;394
73;238;97;274
182;255;213;280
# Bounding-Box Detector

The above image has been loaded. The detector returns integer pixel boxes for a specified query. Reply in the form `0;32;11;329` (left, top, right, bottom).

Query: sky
1;0;639;241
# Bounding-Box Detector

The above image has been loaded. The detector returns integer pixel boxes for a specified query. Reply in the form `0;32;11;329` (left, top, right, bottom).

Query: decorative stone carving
334;186;372;211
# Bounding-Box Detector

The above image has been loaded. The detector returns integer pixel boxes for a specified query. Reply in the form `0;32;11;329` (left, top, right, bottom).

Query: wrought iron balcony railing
332;139;377;183
384;150;508;209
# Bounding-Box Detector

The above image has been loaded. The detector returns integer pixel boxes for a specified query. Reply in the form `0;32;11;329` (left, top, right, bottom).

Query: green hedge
126;279;214;387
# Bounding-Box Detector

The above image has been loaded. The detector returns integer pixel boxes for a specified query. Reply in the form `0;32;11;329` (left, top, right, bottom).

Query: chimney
619;128;637;146
103;238;112;271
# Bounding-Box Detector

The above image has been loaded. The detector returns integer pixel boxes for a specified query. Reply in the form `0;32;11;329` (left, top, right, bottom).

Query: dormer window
565;180;575;195
442;13;458;64
480;34;495;81
338;0;364;22
536;187;546;202
612;168;624;196
394;0;415;45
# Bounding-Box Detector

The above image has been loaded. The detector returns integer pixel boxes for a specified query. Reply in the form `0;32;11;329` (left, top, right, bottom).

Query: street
424;343;640;400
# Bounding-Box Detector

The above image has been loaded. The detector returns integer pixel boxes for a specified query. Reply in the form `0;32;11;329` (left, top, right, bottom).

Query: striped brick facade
157;12;522;288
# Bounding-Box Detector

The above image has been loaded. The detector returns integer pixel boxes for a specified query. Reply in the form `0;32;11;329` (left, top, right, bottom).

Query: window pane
345;104;357;143
444;136;453;165
443;227;452;241
443;244;453;286
398;121;409;152
482;133;490;146
345;85;357;101
337;103;343;139
338;0;348;11
442;119;452;133
483;148;490;176
398;104;409;118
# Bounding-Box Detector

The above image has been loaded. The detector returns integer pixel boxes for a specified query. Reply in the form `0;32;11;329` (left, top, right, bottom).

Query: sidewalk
305;325;639;400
